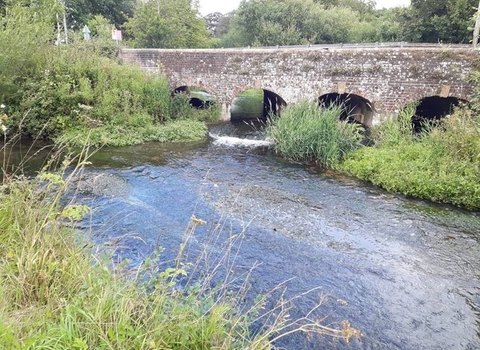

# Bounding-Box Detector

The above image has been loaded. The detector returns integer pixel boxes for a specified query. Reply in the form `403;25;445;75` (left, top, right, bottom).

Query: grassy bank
267;102;480;210
0;153;360;349
340;109;480;210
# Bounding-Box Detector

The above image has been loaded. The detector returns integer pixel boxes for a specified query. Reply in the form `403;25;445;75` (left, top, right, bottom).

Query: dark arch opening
318;93;375;128
231;89;286;122
173;86;215;109
410;96;469;132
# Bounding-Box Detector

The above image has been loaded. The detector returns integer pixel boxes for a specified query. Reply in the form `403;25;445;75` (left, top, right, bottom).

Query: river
14;122;479;349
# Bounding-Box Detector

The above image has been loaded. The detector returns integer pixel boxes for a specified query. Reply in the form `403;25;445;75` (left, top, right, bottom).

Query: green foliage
64;0;135;28
367;106;416;146
168;93;220;123
0;0;58;101
340;109;480;209
56;119;208;147
400;0;477;43
220;0;401;47
125;0;213;48
266;101;364;168
7;42;178;140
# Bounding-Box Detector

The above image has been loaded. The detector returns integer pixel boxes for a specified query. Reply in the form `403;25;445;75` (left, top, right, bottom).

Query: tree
125;0;212;48
220;0;382;47
64;0;135;29
204;12;223;36
0;0;58;101
401;0;477;43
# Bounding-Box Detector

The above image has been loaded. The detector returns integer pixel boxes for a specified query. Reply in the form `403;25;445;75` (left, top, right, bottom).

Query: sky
198;0;410;16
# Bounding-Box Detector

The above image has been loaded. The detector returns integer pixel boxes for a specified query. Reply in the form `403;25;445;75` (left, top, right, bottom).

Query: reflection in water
1;136;57;180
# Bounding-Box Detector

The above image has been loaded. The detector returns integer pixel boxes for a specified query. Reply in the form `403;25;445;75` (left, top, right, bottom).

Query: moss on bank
56;119;208;147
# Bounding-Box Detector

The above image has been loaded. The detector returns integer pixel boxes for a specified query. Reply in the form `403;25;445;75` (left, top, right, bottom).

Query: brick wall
120;46;479;122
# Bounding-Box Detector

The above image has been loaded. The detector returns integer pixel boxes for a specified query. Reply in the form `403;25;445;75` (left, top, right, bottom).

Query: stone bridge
120;43;480;126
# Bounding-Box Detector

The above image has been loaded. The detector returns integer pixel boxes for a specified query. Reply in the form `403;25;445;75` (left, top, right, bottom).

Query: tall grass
340;108;480;209
0;149;360;349
266;102;364;168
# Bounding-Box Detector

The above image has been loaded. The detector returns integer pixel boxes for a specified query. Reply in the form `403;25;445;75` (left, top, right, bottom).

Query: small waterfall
208;120;271;148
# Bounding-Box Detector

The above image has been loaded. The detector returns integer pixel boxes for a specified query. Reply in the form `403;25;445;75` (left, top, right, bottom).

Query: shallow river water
62;123;480;350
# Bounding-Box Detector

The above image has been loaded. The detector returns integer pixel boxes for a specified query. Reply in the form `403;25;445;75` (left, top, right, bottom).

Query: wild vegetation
207;0;479;48
266;102;364;168
0;2;363;346
0;0;219;147
0;148;361;348
267;101;480;210
340;108;480;210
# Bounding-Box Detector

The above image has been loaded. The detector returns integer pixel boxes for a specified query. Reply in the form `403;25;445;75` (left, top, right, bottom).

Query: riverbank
0;155;359;349
267;103;480;210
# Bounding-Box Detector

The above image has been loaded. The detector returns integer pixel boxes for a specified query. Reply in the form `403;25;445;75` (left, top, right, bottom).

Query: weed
340;107;480;209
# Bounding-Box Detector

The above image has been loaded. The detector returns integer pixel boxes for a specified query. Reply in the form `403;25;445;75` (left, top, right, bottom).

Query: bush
8;43;173;139
266;102;364;168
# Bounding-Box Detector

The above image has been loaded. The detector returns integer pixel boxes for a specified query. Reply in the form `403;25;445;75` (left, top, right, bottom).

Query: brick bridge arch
120;44;479;125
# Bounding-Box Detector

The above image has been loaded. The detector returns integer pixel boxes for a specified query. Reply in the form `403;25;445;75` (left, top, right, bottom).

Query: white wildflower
1;124;7;133
0;104;5;109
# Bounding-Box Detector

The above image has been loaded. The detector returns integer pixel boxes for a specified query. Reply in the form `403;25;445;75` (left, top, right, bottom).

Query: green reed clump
0;151;360;349
266;101;363;168
340;108;480;209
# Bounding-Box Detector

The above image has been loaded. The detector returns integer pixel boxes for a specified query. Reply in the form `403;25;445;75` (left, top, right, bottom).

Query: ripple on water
62;131;480;350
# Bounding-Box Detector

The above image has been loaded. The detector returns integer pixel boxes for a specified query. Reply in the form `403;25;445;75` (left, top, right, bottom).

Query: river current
55;123;480;349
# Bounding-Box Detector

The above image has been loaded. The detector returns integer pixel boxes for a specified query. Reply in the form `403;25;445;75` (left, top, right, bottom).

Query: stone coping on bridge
121;42;475;53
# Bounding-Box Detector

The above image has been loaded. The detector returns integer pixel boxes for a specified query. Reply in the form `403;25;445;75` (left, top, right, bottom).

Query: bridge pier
220;103;231;121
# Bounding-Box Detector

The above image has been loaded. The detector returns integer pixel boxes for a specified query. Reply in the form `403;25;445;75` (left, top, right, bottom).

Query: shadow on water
0;136;57;180
8;124;480;349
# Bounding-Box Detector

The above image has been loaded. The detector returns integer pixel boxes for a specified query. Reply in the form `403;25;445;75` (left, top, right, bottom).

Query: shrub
9;44;173;139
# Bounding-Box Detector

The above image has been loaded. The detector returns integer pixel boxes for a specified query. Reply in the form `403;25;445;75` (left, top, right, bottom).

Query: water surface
47;126;480;349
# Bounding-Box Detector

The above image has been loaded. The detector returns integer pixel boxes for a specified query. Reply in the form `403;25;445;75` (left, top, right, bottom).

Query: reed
266;101;363;168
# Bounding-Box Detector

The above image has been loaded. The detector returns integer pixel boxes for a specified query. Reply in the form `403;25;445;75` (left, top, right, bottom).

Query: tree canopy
125;0;212;48
64;0;135;28
218;0;396;47
400;0;478;43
